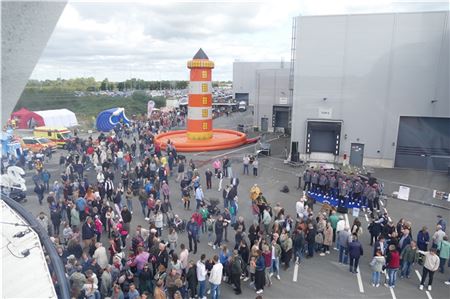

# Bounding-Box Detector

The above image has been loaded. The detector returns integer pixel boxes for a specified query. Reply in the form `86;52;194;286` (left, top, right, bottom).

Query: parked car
20;137;56;153
35;138;57;152
33;126;73;148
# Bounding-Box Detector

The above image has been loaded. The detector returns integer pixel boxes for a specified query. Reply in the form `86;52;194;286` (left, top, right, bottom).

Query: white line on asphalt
356;266;364;293
383;270;397;299
293;260;299;282
192;151;206;156
344;214;365;293
415;270;433;299
380;200;384;206
389;286;397;299
365;214;369;222
344;213;350;227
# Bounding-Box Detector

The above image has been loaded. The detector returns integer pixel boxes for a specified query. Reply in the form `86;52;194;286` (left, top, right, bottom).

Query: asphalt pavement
17;110;450;299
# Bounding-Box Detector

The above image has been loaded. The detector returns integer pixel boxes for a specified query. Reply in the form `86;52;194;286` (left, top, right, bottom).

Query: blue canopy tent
96;107;130;132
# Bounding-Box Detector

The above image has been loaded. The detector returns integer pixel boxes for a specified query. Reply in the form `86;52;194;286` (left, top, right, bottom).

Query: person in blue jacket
186;217;199;254
417;226;430;251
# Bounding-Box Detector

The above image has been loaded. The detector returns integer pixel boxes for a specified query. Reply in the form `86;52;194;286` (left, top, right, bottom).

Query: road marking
365;214;369;222
415;270;433;299
293;259;299;282
344;211;365;293
356;266;364;293
382;270;397;299
344;213;350;227
380;200;384;206
389;286;397;299
193;151;206;156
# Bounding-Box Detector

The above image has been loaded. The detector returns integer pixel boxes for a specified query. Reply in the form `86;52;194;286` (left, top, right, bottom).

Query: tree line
25;77;229;92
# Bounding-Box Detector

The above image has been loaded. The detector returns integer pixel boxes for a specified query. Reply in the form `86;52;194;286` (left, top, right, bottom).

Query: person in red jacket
385;245;400;288
192;211;203;242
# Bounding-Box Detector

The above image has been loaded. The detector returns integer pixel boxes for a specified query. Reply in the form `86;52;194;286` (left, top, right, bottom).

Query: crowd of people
3;112;449;299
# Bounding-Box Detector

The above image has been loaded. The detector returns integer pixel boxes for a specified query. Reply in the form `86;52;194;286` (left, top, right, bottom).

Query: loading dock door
395;117;450;171
306;121;341;155
272;106;290;129
235;93;249;104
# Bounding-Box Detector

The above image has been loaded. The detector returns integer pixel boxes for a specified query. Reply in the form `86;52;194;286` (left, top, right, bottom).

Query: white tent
34;108;78;128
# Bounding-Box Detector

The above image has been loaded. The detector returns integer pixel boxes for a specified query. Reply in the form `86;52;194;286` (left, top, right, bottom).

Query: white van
238;101;247;112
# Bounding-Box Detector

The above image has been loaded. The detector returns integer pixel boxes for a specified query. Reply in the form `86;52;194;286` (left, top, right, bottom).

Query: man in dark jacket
186;261;198;298
186;218;199;254
231;250;243;294
213;216;225;249
306;224;316;258
121;206;132;233
348;235;363;273
82;217;96;250
293;228;305;263
205;169;213;189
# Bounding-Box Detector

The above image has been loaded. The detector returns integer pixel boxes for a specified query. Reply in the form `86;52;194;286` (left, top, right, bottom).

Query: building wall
255;68;290;131
291;11;450;167
233;61;290;129
233;61;285;105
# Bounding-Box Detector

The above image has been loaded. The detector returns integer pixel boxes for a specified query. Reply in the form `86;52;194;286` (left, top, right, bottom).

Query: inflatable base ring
155;129;249;152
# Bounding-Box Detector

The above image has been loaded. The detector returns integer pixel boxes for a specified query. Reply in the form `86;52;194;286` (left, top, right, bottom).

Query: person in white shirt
93;242;109;269
96;171;105;184
209;255;223;299
431;225;445;248
195;185;204;210
296;197;305;219
196;254;208;299
243;155;250;175
335;216;346;250
179;244;189;274
418;247;440;291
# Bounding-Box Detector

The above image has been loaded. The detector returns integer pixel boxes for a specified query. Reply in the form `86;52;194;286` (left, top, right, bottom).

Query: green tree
100;78;110;91
132;90;148;102
153;96;166;108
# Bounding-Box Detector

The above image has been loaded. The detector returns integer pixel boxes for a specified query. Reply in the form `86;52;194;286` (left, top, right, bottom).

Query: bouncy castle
96;107;130;132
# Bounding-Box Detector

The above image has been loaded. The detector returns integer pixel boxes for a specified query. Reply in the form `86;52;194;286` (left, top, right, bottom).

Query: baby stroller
168;212;186;233
206;198;221;216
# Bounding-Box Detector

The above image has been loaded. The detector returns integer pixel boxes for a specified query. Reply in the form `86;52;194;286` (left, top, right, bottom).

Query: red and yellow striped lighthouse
186;48;214;140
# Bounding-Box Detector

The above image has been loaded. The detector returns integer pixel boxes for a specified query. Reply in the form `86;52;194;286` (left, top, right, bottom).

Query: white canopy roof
34;108;78;128
1;200;57;298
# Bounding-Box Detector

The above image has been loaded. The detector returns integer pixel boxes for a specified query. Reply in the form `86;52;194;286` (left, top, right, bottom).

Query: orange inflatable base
154;129;248;152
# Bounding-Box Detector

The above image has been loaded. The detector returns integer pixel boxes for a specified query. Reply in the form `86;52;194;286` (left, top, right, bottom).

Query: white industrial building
234;11;450;171
233;62;291;132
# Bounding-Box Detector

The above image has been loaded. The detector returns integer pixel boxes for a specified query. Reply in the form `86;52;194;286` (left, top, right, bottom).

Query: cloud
31;0;449;81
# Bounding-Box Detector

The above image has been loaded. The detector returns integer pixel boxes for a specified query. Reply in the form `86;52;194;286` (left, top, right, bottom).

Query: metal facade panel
291;11;450;166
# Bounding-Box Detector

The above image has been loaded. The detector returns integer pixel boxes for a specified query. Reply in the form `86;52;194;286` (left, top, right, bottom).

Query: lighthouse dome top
187;48;214;69
193;48;209;60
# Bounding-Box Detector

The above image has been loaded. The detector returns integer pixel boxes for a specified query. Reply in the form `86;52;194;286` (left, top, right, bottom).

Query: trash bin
237;124;244;132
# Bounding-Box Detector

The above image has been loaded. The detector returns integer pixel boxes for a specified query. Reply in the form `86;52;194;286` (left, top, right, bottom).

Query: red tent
10;107;45;129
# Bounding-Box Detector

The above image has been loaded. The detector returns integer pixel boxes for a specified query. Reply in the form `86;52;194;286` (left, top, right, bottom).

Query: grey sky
30;0;449;81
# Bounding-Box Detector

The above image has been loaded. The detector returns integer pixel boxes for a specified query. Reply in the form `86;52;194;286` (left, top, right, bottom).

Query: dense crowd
3;112;449;299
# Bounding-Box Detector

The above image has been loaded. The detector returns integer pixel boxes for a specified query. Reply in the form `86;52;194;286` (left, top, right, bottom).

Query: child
370;250;386;287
